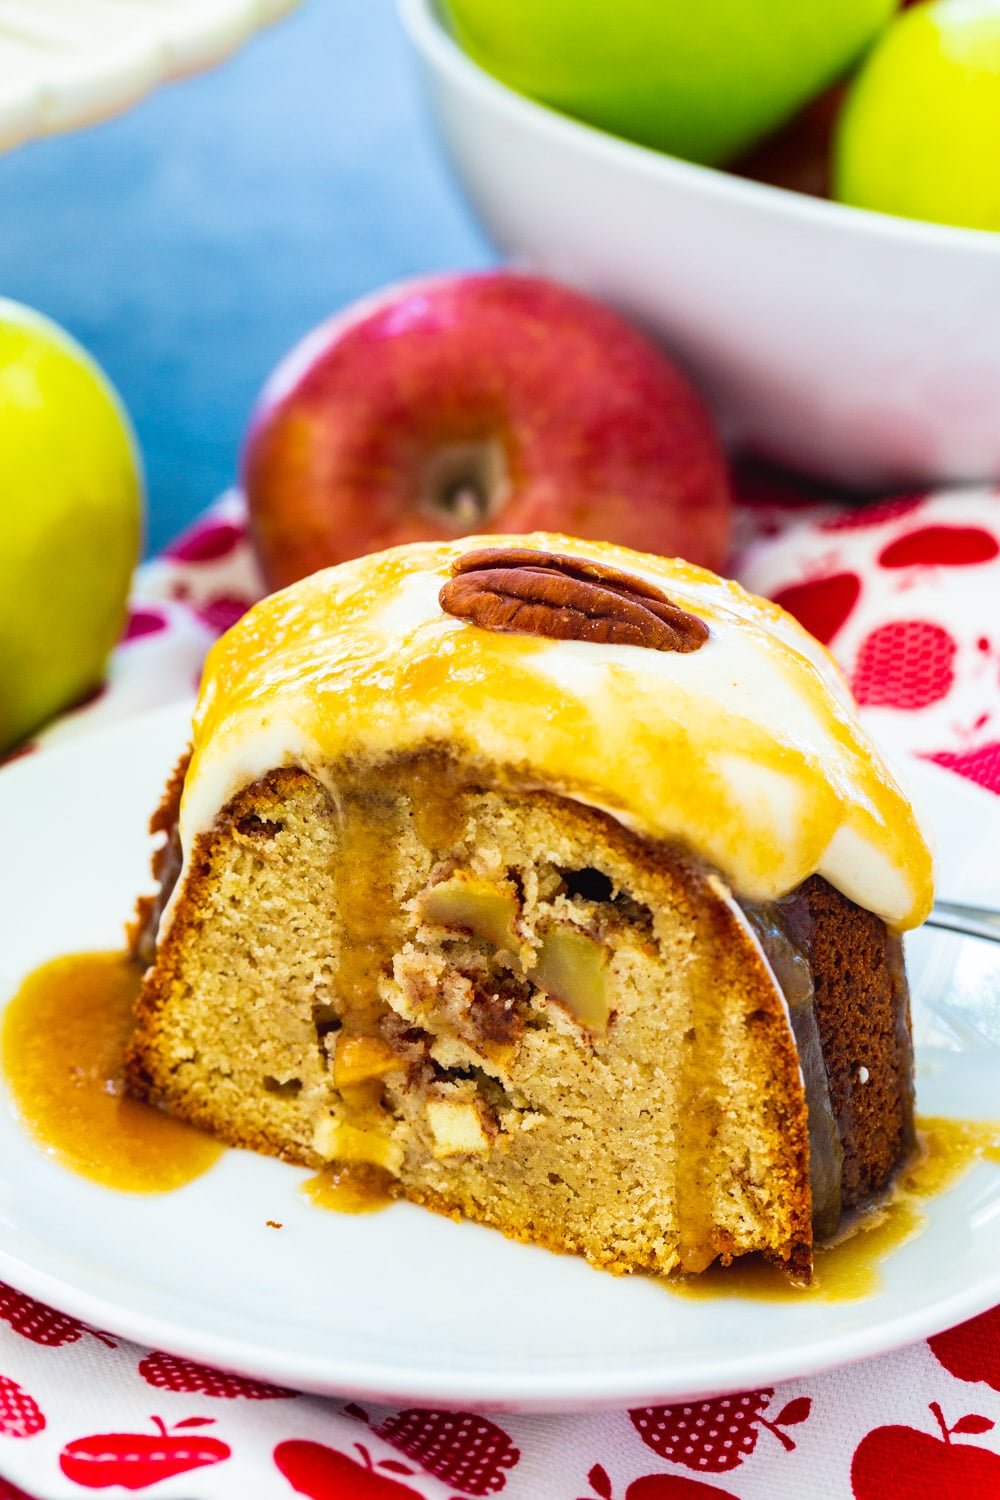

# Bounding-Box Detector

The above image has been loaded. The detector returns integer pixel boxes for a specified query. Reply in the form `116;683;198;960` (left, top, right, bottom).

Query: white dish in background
0;0;299;154
0;700;998;1412
399;0;1000;493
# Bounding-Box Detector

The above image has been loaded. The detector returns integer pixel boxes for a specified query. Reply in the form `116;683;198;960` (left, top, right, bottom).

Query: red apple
274;1439;424;1500
0;1375;44;1440
627;1479;742;1500
137;1349;294;1400
242;273;731;592
580;1460;742;1500
0;1478;45;1500
770;572;861;646
345;1401;520;1493
630;1390;810;1472
930;1305;1000;1391
850;1402;1000;1500
0;1281;115;1349
59;1415;230;1490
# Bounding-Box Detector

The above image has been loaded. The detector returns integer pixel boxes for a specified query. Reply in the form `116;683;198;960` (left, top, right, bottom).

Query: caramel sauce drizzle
673;965;729;1275
329;791;403;1036
1;952;221;1192
302;1161;395;1214
309;762;470;1179
183;538;934;932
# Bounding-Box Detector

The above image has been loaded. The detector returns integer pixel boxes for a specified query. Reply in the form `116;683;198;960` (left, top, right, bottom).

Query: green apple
834;0;1000;231
0;300;142;755
440;0;898;166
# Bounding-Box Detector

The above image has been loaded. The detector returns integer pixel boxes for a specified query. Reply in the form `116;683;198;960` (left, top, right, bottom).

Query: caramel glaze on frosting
169;532;934;940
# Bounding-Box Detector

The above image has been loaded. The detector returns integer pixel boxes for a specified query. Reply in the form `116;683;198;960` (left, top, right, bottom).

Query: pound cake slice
127;535;934;1280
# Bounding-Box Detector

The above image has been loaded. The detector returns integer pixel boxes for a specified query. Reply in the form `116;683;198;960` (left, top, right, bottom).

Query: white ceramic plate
0;0;299;153
1;701;999;1412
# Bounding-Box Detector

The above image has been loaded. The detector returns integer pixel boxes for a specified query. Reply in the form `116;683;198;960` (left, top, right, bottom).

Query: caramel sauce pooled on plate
674;1116;1000;1302
302;1162;396;1214
1;951;222;1191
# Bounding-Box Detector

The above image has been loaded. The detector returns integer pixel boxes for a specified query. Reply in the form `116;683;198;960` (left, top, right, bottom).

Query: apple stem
929;1401;951;1443
422;438;509;529
151;1416;169;1438
443;482;488;526
759;1416;797;1451
355;1443;374;1471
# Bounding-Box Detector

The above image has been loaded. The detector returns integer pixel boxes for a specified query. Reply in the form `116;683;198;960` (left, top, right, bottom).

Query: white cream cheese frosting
173;532;934;932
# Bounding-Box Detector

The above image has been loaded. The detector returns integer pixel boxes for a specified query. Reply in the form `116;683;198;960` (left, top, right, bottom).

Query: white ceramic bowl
399;0;1000;491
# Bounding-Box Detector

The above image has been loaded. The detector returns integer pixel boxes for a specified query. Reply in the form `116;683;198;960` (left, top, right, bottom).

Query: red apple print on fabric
0;1375;44;1439
0;1283;115;1350
819;495;925;531
771;573;860;645
578;1462;743;1500
878;526;999;569
137;1350;294;1400
0;1477;47;1500
930;1304;1000;1391
346;1402;520;1494
60;1415;229;1490
923;741;1000;798
851;620;957;710
851;1402;1000;1499
625;1482;744;1500
123;608;168;642
274;1439;425;1499
165;519;244;563
630;1389;810;1472
191;594;254;635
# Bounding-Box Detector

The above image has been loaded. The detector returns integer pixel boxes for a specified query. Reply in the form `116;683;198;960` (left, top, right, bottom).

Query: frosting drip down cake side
126;534;934;1281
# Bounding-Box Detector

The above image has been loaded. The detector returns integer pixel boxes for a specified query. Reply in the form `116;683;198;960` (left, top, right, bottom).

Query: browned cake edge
781;878;915;1210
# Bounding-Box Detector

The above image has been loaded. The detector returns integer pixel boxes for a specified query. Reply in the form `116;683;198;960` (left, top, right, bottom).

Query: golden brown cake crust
126;750;188;968
127;766;324;1160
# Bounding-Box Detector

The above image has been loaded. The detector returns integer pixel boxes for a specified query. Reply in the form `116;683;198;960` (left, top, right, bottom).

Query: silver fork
925;900;1000;945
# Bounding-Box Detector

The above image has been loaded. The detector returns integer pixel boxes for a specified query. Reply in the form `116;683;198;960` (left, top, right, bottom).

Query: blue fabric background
0;0;494;555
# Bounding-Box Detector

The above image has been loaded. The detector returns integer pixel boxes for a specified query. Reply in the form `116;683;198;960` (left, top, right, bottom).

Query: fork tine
925;900;1000;944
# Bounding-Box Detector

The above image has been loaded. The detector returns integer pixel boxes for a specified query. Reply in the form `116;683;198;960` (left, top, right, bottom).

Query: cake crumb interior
127;753;910;1281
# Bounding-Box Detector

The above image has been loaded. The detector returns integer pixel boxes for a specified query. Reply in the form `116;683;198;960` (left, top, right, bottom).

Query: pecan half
439;547;709;652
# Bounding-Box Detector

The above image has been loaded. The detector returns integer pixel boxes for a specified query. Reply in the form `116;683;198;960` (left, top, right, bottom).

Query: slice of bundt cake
127;535;933;1281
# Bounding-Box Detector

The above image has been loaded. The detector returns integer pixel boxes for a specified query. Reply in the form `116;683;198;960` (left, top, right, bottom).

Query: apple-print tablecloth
3;481;1000;1500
